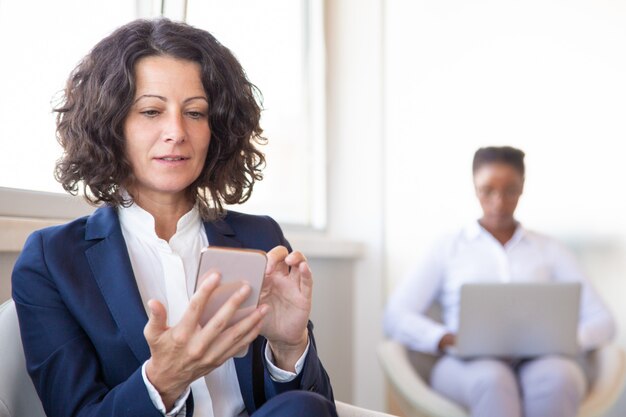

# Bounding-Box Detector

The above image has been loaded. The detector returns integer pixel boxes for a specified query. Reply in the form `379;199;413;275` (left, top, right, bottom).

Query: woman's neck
130;191;194;241
479;217;517;246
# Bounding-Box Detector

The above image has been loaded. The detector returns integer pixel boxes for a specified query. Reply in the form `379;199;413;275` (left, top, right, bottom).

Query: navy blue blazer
12;206;333;417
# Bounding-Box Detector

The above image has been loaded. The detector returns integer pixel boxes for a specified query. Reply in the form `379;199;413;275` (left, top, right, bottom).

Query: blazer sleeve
12;231;163;417
260;216;334;402
262;321;334;401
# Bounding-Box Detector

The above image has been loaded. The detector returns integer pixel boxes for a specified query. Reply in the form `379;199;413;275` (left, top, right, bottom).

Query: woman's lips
154;155;190;165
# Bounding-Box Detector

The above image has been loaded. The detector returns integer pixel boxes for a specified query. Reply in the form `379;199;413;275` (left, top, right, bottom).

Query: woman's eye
187;111;205;119
140;110;160;117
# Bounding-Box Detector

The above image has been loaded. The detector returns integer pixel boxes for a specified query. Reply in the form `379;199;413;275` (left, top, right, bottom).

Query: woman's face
123;55;211;204
473;162;524;224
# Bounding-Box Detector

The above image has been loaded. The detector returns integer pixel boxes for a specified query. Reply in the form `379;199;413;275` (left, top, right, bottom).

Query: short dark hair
472;146;525;177
54;18;265;219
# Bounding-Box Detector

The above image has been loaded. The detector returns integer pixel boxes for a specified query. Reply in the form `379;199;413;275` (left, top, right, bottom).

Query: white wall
326;0;386;410
385;0;626;284
383;0;626;414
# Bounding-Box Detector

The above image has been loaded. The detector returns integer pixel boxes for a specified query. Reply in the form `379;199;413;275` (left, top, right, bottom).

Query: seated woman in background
384;146;615;417
12;18;336;417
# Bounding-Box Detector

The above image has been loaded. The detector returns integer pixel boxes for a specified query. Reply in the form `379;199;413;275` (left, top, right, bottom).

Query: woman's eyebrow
184;96;209;104
133;94;166;104
132;94;208;104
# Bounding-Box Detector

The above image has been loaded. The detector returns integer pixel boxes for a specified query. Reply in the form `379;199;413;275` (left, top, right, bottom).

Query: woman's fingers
208;305;269;360
144;299;169;341
146;246;313;380
223;318;266;358
178;272;221;331
285;251;313;298
197;283;267;351
285;250;307;267
265;246;289;275
286;251;308;281
200;283;252;340
143;274;272;397
298;262;313;299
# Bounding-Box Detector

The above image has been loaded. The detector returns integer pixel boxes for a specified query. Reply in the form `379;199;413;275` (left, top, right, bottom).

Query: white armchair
0;300;394;417
335;400;398;417
0;299;45;417
378;338;626;417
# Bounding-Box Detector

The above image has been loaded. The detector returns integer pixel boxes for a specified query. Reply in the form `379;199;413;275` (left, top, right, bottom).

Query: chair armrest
377;340;468;417
335;400;398;417
0;300;46;417
578;343;626;417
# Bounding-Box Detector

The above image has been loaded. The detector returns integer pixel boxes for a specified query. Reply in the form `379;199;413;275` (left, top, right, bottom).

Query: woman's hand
438;333;456;352
259;246;312;372
143;273;268;410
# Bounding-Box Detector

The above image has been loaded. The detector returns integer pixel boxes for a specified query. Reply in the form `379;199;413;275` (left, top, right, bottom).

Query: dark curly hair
54;18;266;219
472;146;525;177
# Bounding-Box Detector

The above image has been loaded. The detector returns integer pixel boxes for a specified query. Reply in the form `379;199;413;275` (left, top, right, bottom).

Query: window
0;0;325;228
0;0;139;193
186;0;326;227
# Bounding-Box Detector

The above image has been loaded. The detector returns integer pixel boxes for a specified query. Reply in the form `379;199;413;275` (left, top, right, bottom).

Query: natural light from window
0;0;325;227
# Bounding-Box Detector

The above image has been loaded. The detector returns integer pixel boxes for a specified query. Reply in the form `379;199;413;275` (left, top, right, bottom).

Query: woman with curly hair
12;18;336;417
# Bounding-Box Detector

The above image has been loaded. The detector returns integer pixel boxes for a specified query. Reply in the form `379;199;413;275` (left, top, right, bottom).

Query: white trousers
431;355;587;417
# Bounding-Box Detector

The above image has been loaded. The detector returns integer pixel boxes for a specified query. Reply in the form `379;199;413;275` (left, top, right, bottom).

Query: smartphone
195;246;267;357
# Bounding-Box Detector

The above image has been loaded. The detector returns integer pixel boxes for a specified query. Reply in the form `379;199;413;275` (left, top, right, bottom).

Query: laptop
450;282;581;359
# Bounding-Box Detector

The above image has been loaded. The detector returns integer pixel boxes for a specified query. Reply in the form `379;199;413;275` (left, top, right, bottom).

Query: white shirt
118;203;308;417
383;221;615;355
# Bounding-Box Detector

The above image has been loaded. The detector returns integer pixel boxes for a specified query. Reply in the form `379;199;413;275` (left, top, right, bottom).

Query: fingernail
259;305;269;315
239;284;250;295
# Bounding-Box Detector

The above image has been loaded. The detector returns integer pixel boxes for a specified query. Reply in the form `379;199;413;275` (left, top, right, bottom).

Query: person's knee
255;391;338;417
467;360;518;399
521;357;586;401
286;391;336;412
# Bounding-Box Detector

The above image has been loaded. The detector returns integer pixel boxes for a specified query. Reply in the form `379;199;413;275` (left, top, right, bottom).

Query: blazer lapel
84;206;151;363
204;215;243;249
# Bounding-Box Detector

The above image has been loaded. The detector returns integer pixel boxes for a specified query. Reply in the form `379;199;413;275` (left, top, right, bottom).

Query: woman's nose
162;112;186;143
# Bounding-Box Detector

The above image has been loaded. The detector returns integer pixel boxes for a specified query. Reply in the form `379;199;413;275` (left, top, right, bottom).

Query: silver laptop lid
455;282;581;358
